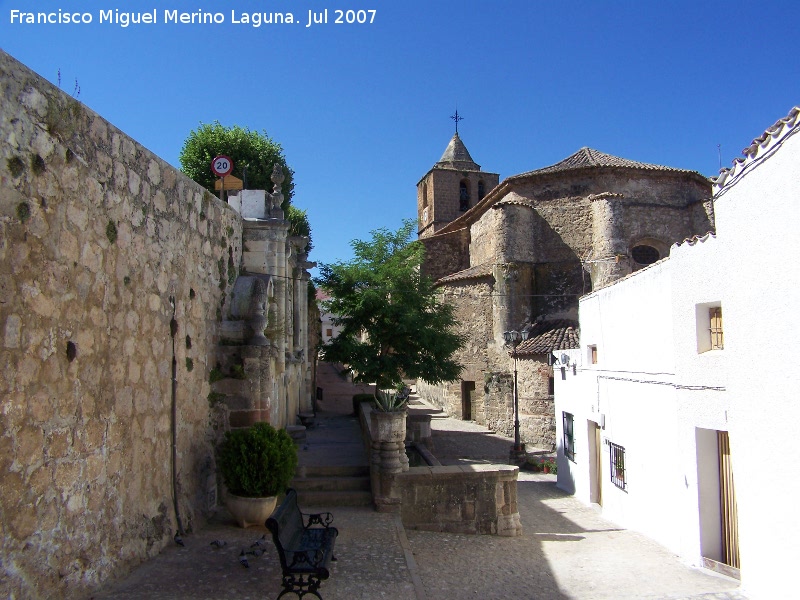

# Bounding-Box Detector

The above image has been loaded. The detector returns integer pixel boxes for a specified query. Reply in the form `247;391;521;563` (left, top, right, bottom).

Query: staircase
292;464;372;507
292;366;374;506
315;362;374;415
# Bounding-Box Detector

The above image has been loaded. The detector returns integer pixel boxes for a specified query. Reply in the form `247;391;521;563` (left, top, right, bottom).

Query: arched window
459;180;470;211
478;180;486;200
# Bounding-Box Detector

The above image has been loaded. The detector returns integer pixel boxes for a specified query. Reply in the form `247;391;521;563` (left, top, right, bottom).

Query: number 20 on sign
211;155;233;177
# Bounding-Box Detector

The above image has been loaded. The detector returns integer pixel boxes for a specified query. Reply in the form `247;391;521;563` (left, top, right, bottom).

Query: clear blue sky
2;1;797;273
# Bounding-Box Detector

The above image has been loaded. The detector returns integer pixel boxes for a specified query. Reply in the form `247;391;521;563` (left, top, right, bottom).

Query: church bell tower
417;112;499;238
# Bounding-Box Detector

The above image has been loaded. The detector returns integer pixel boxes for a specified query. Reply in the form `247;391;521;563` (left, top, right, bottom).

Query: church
415;127;714;450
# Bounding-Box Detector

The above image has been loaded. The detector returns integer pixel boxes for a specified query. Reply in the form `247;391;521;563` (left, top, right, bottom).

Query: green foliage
30;154;46;175
217;422;298;497
7;156;25;177
231;364;246;380
179;121;294;207
286;205;313;253
375;389;408;412
315;219;464;393
352;393;376;416
209;367;225;383
185;358;194;372
207;391;226;406
16;202;31;223
106;221;117;244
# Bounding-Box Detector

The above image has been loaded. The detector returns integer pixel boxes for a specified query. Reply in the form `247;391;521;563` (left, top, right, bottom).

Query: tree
315;219;464;395
179;121;311;252
179;121;294;209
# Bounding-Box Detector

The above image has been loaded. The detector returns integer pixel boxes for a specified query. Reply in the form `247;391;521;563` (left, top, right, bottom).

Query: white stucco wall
558;108;800;597
556;238;732;564
713;113;800;598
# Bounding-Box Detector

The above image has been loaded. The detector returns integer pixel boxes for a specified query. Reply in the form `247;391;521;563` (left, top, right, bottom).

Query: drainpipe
169;296;185;538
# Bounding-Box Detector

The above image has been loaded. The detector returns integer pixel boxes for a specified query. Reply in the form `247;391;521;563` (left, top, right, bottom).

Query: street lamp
504;328;530;464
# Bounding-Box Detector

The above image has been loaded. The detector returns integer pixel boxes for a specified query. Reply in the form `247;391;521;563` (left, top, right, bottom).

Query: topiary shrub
217;422;298;497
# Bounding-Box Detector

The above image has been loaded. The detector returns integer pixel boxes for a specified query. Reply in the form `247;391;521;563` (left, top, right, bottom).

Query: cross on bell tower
451;109;464;134
416;110;500;238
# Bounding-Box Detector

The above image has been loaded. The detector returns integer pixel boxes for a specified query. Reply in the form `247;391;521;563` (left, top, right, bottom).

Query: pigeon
210;540;227;549
238;550;249;568
174;532;184;547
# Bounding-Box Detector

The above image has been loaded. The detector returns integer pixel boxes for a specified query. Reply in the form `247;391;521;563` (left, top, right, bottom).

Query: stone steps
291;465;372;507
294;489;373;507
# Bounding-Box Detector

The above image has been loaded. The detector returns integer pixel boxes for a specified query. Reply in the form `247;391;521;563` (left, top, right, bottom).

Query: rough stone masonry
0;50;242;598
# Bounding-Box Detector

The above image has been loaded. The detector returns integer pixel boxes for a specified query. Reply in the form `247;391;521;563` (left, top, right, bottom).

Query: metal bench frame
266;488;338;599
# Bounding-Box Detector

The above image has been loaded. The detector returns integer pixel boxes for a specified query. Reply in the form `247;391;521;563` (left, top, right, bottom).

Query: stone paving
92;396;746;600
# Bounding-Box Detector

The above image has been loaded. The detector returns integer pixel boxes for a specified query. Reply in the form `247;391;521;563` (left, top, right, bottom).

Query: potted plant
217;422;298;527
371;388;409;440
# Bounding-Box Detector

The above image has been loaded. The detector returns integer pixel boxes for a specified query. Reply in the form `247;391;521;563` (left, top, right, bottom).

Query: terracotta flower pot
225;492;278;528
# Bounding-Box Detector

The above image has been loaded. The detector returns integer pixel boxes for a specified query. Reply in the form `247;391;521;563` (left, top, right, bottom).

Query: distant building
416;132;713;450
555;106;800;598
316;289;342;347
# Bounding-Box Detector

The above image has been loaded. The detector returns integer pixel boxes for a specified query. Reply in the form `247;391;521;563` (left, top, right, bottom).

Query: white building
316;289;342;346
555;106;799;598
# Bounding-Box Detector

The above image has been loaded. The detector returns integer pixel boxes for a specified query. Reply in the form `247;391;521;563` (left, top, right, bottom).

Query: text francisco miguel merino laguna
9;8;377;28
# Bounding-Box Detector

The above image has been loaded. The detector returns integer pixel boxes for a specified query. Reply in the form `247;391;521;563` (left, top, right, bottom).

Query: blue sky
2;1;798;272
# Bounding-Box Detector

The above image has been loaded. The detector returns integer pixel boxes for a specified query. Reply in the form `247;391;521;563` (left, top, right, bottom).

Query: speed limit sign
211;155;233;177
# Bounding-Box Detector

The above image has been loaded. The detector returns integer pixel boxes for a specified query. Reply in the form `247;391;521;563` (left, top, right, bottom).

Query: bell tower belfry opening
417;113;499;238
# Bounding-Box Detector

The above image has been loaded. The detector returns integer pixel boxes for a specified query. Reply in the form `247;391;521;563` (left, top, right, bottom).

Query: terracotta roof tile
713;106;800;191
512;147;703;179
515;320;580;355
435;263;494;285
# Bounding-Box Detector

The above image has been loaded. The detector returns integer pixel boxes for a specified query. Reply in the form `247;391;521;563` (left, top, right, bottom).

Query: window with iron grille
563;412;575;461
709;307;723;350
610;442;626;490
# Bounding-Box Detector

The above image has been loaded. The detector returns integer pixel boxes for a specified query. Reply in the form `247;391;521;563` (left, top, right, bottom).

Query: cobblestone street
94;406;745;600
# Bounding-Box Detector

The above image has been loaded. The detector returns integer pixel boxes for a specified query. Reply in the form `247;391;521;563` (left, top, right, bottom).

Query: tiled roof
713;106;800;192
516;320;580;356
673;231;716;248
435;263;494;285
435;133;481;170
492;198;538;210
512;147;703;179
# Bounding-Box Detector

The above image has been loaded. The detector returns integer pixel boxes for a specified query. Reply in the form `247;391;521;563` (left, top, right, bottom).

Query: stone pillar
491;262;533;344
589;194;631;289
370;410;409;512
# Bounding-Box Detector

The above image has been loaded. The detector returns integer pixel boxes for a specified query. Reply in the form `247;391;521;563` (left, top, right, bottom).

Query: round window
631;245;660;265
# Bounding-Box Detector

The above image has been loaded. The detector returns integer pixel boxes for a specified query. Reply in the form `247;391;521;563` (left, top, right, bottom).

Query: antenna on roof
717;143;722;171
451;109;464;135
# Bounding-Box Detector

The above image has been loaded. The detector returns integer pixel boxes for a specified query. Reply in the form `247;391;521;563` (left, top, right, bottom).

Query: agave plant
375;387;409;412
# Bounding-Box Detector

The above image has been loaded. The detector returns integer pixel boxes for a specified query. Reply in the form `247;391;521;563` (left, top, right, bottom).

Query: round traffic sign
211;155;234;177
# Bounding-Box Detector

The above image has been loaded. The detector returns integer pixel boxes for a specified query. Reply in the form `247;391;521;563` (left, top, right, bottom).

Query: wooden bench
266;488;338;599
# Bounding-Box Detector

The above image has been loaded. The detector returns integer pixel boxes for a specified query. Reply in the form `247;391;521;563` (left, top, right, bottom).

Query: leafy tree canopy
180;121;312;253
179;121;294;210
315;219;464;394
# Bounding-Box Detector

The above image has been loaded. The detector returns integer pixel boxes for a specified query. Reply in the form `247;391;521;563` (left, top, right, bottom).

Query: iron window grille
709;307;724;350
563;412;575;462
610;442;626;490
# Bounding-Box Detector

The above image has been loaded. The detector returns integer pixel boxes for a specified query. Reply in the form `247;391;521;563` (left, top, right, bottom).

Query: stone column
370;410;408;512
590;194;631;289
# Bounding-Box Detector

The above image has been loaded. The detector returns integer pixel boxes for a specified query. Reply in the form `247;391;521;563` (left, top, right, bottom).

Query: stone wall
417;280;493;420
0;50;241;598
361;404;521;536
397;465;521;536
419;164;711;453
419;227;469;282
